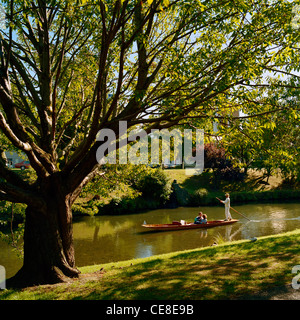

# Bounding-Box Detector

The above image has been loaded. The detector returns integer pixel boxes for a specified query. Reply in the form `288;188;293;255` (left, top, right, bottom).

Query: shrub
218;167;245;182
191;188;209;205
133;169;172;203
190;189;219;206
201;143;245;182
98;194;161;215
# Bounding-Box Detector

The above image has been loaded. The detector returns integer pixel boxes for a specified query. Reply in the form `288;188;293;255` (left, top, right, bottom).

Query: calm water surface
1;203;300;278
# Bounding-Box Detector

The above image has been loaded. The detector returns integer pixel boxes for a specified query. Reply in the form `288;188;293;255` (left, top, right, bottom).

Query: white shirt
222;197;230;209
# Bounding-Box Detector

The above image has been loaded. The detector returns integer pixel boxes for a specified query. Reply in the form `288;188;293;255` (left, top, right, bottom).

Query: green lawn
165;168;286;194
1;229;299;300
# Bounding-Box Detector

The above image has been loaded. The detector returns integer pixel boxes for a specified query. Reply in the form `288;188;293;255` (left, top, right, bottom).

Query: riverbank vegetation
72;166;300;216
1;229;299;300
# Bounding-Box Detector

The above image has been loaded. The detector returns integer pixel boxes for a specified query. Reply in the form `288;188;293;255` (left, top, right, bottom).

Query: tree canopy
0;0;299;287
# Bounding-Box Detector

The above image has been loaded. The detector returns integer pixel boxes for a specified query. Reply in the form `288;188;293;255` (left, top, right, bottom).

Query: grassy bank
167;169;300;207
165;168;289;193
1;229;300;300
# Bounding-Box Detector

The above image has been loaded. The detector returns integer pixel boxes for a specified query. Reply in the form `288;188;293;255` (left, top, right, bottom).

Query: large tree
0;0;298;287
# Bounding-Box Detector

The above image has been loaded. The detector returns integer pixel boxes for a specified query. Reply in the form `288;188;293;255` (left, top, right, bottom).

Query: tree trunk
7;177;80;288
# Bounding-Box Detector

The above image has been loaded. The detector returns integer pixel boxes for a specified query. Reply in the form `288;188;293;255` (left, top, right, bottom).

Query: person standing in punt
219;193;232;221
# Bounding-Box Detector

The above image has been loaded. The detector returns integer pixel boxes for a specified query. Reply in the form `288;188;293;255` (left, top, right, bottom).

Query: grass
1;229;300;300
165;168;287;194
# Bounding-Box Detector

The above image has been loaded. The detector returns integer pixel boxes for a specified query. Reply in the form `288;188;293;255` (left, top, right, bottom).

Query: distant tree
203;142;244;182
219;84;300;183
204;143;227;170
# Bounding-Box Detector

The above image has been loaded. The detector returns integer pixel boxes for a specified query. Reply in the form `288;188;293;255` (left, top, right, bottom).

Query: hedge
190;189;300;206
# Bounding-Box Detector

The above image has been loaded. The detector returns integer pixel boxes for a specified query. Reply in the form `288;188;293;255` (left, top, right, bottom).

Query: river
1;202;300;278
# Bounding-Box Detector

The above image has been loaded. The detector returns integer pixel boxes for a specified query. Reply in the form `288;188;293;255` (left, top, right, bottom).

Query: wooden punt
142;219;238;231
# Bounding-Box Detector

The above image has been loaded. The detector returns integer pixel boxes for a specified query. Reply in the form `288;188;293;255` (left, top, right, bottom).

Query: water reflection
136;243;153;259
1;203;300;278
270;210;286;234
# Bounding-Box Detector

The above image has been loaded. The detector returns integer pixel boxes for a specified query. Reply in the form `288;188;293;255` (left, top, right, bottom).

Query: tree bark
7;176;80;288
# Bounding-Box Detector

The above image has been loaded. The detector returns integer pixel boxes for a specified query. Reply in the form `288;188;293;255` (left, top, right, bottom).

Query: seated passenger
194;212;203;224
201;214;207;224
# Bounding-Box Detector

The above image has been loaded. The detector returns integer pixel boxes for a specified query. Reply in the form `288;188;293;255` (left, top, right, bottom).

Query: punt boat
142;219;238;231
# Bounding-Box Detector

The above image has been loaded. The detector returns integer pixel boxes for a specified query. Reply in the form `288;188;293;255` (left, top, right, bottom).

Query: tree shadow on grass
71;234;300;300
71;253;258;300
3;232;297;300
